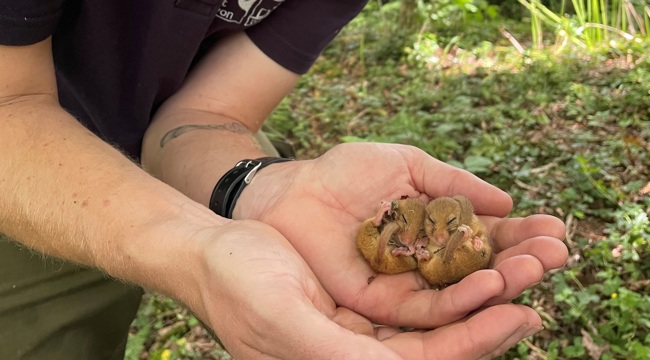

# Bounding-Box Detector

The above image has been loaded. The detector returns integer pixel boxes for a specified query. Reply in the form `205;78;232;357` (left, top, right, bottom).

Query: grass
128;2;650;359
517;0;650;50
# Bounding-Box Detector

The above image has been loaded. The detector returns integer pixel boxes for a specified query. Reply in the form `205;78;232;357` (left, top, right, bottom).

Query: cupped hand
236;142;568;329
189;220;397;359
190;219;545;359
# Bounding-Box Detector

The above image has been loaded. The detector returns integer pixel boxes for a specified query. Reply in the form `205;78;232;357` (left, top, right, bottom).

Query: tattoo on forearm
159;123;250;148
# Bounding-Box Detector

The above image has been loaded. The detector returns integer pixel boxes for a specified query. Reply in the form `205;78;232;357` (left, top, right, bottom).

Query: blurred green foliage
130;2;650;359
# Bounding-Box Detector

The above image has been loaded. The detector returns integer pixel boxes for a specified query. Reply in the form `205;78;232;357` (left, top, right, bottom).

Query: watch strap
209;157;294;218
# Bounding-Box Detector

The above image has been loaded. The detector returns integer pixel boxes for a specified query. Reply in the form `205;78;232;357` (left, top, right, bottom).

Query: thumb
381;304;542;360
400;146;513;217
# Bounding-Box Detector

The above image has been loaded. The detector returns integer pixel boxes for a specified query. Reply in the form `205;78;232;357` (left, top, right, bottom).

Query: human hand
187;220;400;359
236;142;567;332
189;220;545;360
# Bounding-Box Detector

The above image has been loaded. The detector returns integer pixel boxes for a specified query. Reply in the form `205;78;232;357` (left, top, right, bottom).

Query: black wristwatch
209;157;294;218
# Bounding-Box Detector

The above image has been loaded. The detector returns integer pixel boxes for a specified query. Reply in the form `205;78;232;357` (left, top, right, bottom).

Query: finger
364;255;548;325
376;326;404;341
485;255;545;306
356;269;506;328
330;306;376;337
492;236;568;271
399;146;513;217
279;297;405;360
382;304;542;360
483;214;566;252
216;272;402;360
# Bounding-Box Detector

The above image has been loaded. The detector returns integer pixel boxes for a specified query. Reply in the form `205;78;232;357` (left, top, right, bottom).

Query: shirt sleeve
245;0;368;74
0;0;65;45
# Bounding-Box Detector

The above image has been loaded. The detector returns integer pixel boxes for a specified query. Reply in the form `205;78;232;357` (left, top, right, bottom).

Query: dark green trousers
0;235;143;360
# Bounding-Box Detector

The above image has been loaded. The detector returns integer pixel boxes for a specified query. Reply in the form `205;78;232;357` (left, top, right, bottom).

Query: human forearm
141;32;299;206
0;96;225;307
141;107;269;206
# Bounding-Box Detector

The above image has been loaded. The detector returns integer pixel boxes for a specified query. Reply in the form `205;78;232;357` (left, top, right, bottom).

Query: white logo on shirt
216;0;285;26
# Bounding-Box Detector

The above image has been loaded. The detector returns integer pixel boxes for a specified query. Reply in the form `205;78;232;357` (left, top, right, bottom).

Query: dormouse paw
391;246;415;257
472;236;484;251
372;201;394;227
415;247;431;261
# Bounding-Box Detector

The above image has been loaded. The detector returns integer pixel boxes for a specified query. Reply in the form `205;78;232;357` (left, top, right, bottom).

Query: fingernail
524;325;544;338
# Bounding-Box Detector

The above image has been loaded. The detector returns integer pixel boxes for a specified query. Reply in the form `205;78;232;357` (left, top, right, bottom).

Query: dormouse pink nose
435;232;449;245
399;233;415;247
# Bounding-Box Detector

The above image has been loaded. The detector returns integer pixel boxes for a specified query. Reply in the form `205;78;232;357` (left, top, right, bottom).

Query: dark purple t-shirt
0;0;367;159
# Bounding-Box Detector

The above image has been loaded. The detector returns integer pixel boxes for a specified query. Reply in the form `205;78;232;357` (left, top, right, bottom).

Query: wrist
232;159;308;221
104;193;226;309
209;157;294;219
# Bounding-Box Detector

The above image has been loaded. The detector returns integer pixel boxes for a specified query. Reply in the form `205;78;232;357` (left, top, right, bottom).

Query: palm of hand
195;220;406;359
198;219;526;360
242;143;567;330
243;144;467;326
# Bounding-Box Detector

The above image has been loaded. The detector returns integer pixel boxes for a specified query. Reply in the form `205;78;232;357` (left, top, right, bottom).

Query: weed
131;2;650;358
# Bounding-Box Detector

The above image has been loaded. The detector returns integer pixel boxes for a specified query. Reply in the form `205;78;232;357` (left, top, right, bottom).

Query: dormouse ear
452;195;475;220
390;201;399;214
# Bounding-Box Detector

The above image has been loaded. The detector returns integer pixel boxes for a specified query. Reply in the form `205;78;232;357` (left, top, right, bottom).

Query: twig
346;108;370;135
582;22;635;40
530;161;558;175
565;213;575;247
499;27;526;54
514;178;541;192
629;279;650;292
523;339;548;360
553;29;569;54
625;1;645;36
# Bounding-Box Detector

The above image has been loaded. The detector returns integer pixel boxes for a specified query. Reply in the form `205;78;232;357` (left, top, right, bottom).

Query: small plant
135;2;650;358
542;202;650;360
516;0;650;51
126;294;231;360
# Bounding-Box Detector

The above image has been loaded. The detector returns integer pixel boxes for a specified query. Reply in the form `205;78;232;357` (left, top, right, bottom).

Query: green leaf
463;155;494;173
